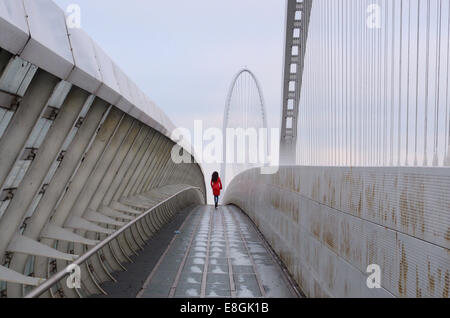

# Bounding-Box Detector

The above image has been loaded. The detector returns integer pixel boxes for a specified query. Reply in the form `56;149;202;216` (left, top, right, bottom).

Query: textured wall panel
21;0;74;79
0;0;29;54
66;28;102;94
91;42;121;105
224;167;450;298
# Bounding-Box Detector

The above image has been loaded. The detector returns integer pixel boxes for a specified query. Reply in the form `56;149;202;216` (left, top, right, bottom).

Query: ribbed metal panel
0;0;206;298
224;167;450;298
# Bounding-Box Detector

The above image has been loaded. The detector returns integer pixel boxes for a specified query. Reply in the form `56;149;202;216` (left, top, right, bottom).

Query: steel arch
221;69;269;184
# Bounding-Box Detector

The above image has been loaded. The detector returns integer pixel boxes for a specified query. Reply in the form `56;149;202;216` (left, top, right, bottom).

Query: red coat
211;177;223;196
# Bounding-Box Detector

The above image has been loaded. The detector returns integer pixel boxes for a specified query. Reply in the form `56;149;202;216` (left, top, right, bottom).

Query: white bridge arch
220;68;269;186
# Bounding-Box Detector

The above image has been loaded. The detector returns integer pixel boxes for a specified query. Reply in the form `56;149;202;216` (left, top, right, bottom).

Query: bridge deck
97;205;299;298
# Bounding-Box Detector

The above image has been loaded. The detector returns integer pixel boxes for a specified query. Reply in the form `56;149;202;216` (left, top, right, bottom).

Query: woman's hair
211;171;219;183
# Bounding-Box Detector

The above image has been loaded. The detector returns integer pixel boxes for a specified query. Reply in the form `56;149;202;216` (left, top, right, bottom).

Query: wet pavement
96;204;299;298
134;205;299;298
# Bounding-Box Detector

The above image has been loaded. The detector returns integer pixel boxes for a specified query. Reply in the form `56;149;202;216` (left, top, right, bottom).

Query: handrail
25;185;201;298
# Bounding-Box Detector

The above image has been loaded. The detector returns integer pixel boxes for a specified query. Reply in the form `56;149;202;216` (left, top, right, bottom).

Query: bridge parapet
224;167;450;298
0;0;206;297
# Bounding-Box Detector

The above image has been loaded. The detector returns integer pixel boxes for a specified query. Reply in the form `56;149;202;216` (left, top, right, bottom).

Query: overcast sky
55;0;285;132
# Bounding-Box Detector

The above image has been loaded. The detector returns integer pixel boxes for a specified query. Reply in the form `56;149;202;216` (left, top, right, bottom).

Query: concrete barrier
0;0;206;297
223;166;450;298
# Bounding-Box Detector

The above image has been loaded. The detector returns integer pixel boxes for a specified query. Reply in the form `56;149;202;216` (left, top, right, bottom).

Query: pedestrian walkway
133;205;299;298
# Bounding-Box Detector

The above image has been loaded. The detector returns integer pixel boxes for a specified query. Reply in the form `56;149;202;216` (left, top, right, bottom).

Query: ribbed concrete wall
223;167;450;298
0;0;206;297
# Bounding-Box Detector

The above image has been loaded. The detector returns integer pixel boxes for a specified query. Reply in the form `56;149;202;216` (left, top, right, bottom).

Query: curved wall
224;167;450;298
0;0;206;297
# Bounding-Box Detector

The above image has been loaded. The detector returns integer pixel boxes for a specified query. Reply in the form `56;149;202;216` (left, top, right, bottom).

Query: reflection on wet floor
137;205;298;298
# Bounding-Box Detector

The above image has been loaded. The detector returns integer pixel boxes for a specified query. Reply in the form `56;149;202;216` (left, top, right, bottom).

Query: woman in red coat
211;171;222;209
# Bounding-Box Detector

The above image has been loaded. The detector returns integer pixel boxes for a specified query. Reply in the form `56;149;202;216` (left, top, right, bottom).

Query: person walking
211;171;222;209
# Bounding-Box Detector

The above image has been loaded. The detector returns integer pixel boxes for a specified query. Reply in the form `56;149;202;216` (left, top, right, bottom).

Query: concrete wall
223;166;450;298
0;0;206;297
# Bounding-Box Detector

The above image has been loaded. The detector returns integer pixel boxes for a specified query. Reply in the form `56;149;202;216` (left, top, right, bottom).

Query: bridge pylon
279;0;312;165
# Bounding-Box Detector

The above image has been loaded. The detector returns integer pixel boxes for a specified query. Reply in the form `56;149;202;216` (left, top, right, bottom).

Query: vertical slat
0;70;59;195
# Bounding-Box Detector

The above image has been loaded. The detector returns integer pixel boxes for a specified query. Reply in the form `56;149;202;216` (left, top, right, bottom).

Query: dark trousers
214;196;219;208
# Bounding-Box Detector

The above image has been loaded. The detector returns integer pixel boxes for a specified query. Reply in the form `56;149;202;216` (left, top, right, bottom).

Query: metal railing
25;186;202;298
